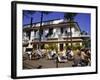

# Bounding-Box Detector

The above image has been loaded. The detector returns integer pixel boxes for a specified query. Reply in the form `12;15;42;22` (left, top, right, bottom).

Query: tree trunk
39;12;43;49
70;21;72;48
29;17;33;40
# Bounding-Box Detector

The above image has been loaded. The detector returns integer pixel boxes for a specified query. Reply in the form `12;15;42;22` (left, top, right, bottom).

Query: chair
57;56;68;63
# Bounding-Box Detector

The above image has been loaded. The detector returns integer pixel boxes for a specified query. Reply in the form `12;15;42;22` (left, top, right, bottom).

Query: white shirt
70;51;74;56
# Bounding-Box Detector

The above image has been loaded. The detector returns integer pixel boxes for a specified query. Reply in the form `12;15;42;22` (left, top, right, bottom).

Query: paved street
23;56;74;69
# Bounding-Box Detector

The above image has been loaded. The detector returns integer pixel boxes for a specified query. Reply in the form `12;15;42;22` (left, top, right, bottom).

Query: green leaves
64;13;77;21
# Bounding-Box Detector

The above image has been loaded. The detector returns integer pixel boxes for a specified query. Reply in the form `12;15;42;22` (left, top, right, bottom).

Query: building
23;18;90;52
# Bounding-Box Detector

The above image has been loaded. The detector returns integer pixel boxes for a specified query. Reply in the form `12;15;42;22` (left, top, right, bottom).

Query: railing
80;34;90;37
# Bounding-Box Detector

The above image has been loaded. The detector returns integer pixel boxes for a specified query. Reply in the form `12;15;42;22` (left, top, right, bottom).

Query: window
60;27;63;34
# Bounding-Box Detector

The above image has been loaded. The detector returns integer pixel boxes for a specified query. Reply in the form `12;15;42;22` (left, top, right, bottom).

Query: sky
23;11;91;34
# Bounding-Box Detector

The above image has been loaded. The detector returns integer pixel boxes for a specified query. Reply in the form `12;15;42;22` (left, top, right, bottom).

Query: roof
23;19;81;32
23;18;63;26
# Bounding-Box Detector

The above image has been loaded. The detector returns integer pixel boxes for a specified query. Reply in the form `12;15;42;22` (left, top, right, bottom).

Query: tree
64;13;77;48
81;31;90;48
81;30;88;35
38;11;51;49
23;10;35;40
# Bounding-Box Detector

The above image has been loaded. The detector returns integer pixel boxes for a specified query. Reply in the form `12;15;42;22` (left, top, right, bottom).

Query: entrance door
60;44;63;51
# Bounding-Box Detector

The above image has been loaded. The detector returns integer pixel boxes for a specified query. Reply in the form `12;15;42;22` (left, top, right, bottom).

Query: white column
58;43;60;52
80;42;82;46
30;31;34;40
68;43;71;46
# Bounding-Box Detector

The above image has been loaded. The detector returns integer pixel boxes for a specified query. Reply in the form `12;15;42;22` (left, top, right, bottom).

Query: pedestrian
72;49;81;67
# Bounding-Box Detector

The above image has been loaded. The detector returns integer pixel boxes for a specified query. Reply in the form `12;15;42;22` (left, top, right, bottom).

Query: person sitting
47;49;57;60
25;41;33;60
56;50;68;63
84;49;91;66
32;49;44;60
79;48;90;66
66;48;74;60
57;54;68;63
36;49;43;58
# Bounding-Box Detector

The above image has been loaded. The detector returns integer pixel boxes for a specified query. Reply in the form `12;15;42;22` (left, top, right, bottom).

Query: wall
0;0;99;80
